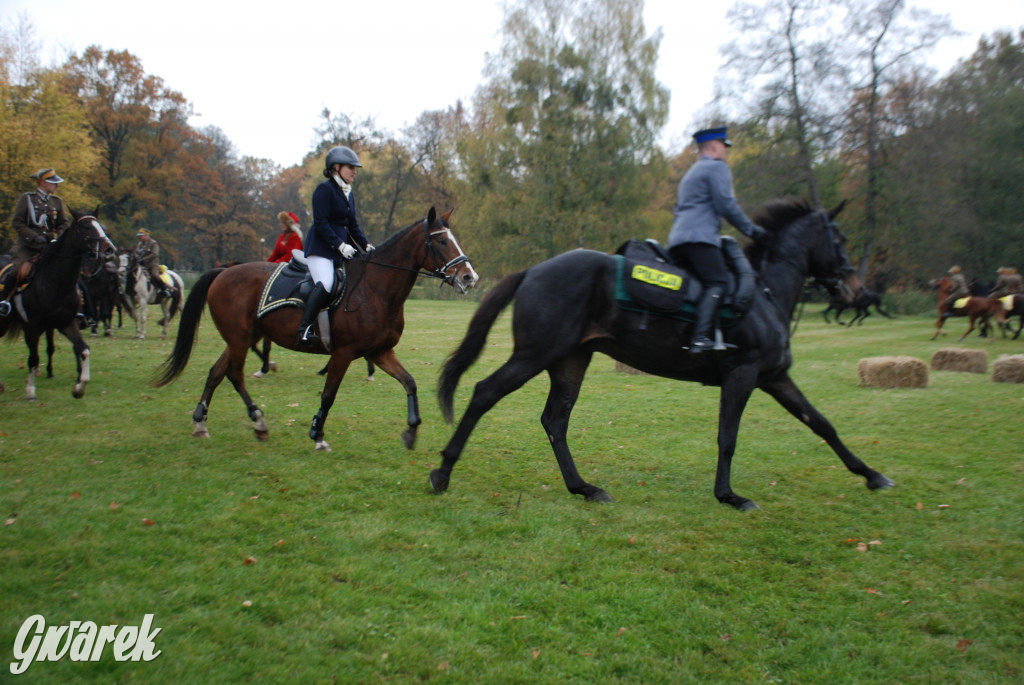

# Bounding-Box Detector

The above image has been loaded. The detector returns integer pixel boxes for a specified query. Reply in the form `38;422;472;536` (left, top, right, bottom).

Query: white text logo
10;614;161;675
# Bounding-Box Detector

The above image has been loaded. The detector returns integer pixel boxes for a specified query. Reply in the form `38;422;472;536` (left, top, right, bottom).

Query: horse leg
191;349;230;438
711;365;761;510
369;349;421;449
135;293;146;339
58;322;90;399
760;372;894;494
308;352;354;451
45;329;56;378
221;343;268;440
431;356;542;494
24;329;42;401
541;351;611;502
957;314;977;342
251;337;274;378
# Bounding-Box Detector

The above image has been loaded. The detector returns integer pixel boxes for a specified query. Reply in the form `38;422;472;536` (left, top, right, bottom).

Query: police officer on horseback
0;168;73;318
296;145;374;347
668;127;766;354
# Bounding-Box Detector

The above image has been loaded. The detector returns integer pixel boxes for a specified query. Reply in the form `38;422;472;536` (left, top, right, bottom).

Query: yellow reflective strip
631;264;682;290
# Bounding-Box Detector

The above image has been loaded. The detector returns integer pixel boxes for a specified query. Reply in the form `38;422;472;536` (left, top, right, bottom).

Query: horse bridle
363;219;471;288
790;212;856;337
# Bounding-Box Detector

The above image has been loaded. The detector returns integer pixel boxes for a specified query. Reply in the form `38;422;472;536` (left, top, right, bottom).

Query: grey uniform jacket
668;156;760;248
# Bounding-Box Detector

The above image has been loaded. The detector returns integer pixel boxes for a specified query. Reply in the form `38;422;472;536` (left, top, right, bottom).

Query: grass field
1;300;1022;683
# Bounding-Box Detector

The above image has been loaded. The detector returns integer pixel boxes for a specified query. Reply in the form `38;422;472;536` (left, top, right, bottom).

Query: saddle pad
953;296;971;309
1000;295;1015;311
256;261;346;319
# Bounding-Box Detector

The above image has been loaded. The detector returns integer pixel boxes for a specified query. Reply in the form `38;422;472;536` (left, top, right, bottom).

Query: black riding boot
77;277;96;327
295;283;330;347
0;271;13;317
687;286;734;354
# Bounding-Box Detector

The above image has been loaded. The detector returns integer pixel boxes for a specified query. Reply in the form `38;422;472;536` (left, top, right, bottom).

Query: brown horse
928;275;993;341
153;208;478;450
989;294;1024;339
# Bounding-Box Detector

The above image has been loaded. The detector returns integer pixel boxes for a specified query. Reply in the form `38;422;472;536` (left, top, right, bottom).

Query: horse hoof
72;387;85;399
868;474;895;491
254;430;269;441
252;370;264;378
315;440;331;451
738;500;761;512
584;488;614;503
402;428;417;450
268;362;277;372
429;470;450;493
192;429;210;438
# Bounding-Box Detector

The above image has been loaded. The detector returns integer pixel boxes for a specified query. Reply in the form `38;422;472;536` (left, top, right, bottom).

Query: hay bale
614;361;648;375
930;348;988;373
992;355;1024;384
858;356;929;388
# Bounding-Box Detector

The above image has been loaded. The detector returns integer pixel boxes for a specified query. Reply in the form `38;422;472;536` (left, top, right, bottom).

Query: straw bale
930;348;987;373
857;356;928;388
992;355;1024;384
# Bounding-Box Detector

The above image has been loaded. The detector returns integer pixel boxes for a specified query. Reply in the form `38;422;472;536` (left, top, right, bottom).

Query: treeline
1;0;1022;291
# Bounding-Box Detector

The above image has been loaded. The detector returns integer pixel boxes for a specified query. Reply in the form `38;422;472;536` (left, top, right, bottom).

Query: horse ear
440;208;454;223
427;207;437;225
827;199;848;220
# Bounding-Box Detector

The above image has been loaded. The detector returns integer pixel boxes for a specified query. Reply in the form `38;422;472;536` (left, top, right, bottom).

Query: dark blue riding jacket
304;177;371;260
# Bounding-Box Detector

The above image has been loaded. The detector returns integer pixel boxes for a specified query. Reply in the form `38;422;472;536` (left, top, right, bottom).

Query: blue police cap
693;126;732;147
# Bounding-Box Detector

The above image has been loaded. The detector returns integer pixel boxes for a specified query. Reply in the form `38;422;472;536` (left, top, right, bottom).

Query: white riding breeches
307;255;335;290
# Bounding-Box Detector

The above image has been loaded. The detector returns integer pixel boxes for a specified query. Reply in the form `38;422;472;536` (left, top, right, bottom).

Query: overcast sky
5;0;1022;167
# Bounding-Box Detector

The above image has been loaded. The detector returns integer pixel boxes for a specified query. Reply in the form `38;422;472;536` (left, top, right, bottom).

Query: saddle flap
257;262;347;319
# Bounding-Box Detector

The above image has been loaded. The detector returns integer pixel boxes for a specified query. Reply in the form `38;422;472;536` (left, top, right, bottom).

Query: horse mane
744;196;816;264
749;197;815;233
34;213;83;269
373;217;428;253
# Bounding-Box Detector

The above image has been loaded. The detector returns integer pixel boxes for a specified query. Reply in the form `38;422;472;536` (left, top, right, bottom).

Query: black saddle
257;250;347;319
613;238;758;325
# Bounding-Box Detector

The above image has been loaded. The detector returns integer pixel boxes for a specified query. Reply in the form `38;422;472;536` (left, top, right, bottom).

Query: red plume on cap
287;212;299;223
278;211;299;226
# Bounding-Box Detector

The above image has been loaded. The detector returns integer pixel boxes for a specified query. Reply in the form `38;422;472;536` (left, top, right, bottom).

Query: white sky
4;0;1023;167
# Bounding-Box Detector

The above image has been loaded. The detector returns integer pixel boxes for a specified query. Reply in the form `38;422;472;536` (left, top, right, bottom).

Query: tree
840;0;956;282
458;0;670;274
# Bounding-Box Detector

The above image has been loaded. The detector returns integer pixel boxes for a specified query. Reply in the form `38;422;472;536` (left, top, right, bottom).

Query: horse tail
438;270;527;423
151;268;223;387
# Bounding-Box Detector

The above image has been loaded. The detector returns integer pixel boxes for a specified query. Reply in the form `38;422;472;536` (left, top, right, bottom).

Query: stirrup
296;325;319;346
712;329;738;351
0;300;10;317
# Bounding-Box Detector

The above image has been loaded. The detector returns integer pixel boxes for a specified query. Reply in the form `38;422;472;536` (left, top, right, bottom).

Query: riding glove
338;243;356;259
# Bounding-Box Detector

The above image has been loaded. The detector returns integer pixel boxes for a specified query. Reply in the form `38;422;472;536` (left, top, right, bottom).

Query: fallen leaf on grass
937;504;950;508
109;502;121;510
532;650;540;660
437;662;449;671
243;556;256;565
274;539;285;547
5;517;16;526
956;639;972;652
865;588;881;595
141;518;155;526
70;492;81;500
616;627;627;637
857;543;869;552
916;502;924;510
242;600;253;608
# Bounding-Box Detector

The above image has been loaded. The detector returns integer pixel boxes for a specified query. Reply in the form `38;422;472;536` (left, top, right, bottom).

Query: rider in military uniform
942;265;970;317
134;229;172;300
0;168;74;318
991;266;1023;298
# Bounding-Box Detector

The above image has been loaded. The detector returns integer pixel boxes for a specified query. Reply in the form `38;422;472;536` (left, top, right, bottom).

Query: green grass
1;301;1022;683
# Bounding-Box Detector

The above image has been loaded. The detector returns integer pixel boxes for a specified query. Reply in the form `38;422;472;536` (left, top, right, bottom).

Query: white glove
365;244;375;252
338;243;356;259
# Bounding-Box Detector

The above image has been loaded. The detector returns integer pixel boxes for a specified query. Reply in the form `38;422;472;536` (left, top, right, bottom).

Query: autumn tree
458;0;669;274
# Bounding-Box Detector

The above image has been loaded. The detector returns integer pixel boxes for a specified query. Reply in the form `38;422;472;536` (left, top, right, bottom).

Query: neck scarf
333;174;352;200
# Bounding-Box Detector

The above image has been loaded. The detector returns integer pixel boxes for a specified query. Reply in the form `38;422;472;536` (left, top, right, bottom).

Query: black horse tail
151;268;224;387
439;270;527;423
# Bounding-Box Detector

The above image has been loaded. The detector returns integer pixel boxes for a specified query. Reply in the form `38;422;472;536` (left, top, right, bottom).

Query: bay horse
928;275;993;341
0;211;116;400
153;207;478;450
430;198;895;511
121;252;184;339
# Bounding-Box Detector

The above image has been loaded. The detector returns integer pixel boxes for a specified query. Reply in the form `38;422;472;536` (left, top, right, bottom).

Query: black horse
431;198;894;511
81;250;122;337
822;287;893;326
0;211;116;400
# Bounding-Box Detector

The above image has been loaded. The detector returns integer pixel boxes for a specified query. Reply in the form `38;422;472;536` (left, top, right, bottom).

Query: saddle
0;256;39;299
612;237;758;326
256;249;347;319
